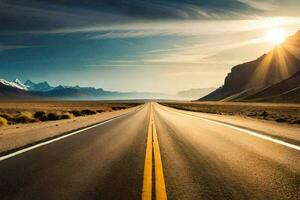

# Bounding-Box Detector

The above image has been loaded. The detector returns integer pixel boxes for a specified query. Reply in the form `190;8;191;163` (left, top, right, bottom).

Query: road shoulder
160;104;300;146
0;106;140;155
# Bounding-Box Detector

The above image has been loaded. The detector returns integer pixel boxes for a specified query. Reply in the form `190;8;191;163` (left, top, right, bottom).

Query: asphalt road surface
0;103;299;200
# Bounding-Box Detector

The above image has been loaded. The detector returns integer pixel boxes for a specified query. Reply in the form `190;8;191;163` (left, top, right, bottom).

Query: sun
266;28;287;45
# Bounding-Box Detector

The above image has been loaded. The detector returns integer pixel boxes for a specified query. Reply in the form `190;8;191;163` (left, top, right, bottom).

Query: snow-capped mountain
0;78;28;90
13;79;28;90
25;80;53;92
0;78;54;92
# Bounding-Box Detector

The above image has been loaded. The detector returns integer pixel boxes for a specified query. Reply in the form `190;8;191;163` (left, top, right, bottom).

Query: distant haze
177;88;216;100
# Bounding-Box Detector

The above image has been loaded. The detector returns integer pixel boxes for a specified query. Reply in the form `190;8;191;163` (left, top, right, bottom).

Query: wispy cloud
237;0;277;11
1;0;294;35
0;45;30;51
89;30;170;39
43;17;300;40
89;16;300;73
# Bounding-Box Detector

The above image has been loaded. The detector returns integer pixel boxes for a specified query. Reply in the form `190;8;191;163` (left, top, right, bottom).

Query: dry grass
0;100;140;125
161;101;300;125
0;112;37;124
0;116;7;126
0;101;140;113
14;112;36;124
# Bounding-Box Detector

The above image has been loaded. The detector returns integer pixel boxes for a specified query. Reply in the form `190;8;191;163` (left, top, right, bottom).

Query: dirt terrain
0;100;141;113
160;101;300;125
0;100;141;126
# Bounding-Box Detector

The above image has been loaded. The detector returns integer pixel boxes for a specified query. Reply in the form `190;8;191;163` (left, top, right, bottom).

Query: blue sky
1;0;300;93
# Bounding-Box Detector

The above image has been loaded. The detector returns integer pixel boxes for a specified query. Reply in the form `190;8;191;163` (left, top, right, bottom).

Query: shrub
292;119;300;124
260;111;268;117
60;113;73;120
96;110;104;113
0;112;35;124
275;117;287;123
70;110;83;117
246;112;257;117
34;111;46;119
46;113;60;121
0;116;7;126
81;109;97;115
112;106;126;111
0;113;13;121
29;118;39;123
13;113;33;124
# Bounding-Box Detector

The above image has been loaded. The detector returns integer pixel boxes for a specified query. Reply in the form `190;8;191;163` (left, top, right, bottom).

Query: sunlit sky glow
266;28;287;44
0;0;300;94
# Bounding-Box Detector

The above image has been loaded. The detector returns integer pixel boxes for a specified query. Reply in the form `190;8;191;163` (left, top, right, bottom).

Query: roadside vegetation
161;102;300;125
0;101;140;127
0;109;97;126
0;116;7;126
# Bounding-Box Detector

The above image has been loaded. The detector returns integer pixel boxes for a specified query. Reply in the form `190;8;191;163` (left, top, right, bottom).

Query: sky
0;0;300;94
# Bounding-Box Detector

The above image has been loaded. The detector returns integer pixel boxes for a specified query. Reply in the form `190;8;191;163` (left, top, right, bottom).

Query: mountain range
0;79;211;100
200;30;300;103
24;80;54;92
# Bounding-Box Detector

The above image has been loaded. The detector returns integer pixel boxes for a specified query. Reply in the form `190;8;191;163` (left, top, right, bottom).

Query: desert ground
160;101;300;125
0;100;142;126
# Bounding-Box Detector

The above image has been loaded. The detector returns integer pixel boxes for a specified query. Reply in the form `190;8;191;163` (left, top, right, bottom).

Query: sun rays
249;38;300;90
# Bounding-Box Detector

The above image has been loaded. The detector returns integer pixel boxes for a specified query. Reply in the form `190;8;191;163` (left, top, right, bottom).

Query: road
0;103;299;200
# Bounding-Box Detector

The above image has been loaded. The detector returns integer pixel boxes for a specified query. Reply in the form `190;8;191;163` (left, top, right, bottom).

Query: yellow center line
142;103;167;200
152;114;167;200
142;105;153;200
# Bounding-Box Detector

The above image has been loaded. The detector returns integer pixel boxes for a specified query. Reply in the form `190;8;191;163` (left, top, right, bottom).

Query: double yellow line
142;104;167;200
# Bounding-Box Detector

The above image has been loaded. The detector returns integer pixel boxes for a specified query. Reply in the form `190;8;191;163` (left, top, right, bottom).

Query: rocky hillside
244;71;300;102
